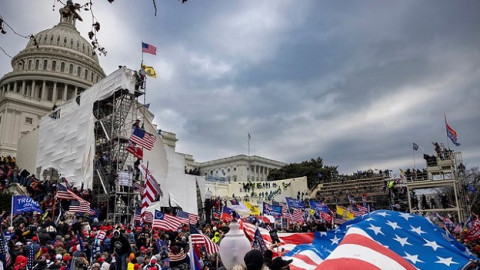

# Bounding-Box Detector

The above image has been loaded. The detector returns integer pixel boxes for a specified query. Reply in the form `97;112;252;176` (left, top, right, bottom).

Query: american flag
290;208;304;223
357;204;368;214
152;210;183;231
177;210;200;224
349;204;367;217
69;200;90;214
139;163;162;221
130;127;156;150
142;42;157;55
190;226;219;254
280;210;477;270
56;183;91;213
133;207;142;222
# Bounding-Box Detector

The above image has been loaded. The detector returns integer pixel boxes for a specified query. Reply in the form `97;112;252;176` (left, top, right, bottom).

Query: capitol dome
0;1;106;156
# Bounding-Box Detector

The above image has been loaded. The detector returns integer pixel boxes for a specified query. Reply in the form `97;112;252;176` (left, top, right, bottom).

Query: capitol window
28;60;32;70
60;62;65;72
43;60;48;70
69;64;73;74
35;60;39;70
77;67;81;76
52;61;56;71
25;117;33;125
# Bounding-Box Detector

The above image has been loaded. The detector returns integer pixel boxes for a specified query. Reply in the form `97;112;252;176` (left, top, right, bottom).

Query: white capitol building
0;2;105;157
0;2;301;218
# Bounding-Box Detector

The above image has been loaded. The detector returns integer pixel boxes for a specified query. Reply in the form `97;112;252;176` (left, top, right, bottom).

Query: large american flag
139;163;162;221
271;210;477;270
130;127;156;150
152;210;183;231
56;183;91;213
190;226;219;255
177;210;200;224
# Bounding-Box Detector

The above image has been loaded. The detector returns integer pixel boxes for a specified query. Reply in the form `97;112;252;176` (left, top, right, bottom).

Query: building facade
194;154;287;183
0;1;105;156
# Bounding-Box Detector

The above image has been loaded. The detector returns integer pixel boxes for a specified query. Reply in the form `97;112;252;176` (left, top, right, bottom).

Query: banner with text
12;195;43;214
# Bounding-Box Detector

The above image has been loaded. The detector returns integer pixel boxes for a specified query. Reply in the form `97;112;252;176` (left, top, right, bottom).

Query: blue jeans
116;253;128;270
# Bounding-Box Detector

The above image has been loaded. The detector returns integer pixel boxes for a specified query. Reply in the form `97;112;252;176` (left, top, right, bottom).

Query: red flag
126;141;143;160
465;217;480;241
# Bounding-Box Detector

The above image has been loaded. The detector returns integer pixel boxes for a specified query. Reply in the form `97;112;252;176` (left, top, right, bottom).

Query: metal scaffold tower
92;88;142;223
406;147;469;223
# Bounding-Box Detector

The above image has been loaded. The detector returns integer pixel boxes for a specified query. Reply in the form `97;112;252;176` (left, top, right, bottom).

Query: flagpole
444;114;451;150
248;133;250;156
413;147;416;180
11;195;14;225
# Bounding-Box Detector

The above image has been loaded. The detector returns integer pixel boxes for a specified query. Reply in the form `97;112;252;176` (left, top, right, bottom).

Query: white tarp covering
36;67;137;188
34;66;203;214
147;146;204;215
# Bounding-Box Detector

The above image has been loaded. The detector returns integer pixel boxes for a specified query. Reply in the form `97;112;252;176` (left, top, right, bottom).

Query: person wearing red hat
142;257;161;270
25;237;40;260
13;255;28;270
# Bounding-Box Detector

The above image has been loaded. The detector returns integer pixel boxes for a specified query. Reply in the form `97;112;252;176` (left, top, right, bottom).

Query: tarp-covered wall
36;67;137;188
147;147;204;215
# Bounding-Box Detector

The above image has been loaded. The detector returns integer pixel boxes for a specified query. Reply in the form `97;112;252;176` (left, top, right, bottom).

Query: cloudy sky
1;1;479;174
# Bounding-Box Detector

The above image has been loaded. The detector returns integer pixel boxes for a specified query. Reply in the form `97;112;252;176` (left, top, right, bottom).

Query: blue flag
309;199;330;213
285;197;305;209
253;227;268;253
12;196;43;215
284;210;477;269
263;202;282;217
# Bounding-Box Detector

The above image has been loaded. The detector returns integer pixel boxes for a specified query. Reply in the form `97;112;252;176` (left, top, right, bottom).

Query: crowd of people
1;155;480;270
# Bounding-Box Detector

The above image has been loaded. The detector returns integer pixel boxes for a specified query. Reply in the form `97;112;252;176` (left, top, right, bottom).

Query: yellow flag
336;205;354;220
336;205;345;216
345;210;354;220
142;65;156;78
243;201;260;215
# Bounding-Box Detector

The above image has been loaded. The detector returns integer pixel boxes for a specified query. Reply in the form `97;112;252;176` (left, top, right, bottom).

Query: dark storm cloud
1;1;480;174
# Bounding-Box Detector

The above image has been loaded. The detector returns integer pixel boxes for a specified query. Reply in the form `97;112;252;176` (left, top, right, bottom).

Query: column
63;84;68;100
21;81;25;94
13;81;17;93
41;81;47;100
31;80;36;97
74;86;78;96
52;82;57;103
